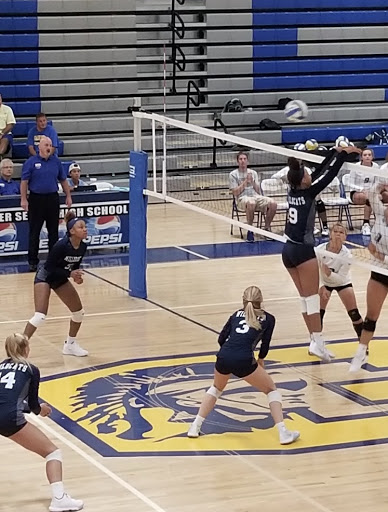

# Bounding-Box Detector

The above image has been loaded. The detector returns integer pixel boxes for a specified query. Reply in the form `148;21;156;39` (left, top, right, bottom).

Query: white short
237;195;273;212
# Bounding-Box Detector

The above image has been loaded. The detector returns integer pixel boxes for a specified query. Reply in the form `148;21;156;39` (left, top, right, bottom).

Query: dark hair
237;151;249;162
287;157;305;188
64;210;76;225
36;112;47;120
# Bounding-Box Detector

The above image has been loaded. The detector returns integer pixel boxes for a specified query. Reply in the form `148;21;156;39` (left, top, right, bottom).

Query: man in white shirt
0;94;16;158
229;152;277;242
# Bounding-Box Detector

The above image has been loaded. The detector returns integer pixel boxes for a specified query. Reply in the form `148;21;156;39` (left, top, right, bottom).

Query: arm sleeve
21;159;32;181
28;365;41;415
309;151;347;198
218;316;232;346
258;314;276;359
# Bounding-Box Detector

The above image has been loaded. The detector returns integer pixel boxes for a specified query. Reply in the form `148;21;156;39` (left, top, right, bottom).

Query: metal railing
185;80;202;123
211;114;229;168
170;0;186;94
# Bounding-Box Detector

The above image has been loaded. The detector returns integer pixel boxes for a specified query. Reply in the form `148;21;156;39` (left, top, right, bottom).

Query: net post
129;150;148;298
133;97;142;152
152;118;157;192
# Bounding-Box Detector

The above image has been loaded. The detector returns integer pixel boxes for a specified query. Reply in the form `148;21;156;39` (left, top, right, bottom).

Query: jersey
272;165;312;183
217;309;275;361
368;182;388;259
42;235;87;286
285;149;347;245
0;359;41;428
348;162;379;193
229;168;260;200
316;243;352;287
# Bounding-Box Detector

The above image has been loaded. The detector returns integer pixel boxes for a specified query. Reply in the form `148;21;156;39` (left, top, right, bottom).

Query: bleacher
1;0;388;180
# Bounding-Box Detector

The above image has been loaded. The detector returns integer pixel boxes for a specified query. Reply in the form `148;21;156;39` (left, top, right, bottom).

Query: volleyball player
350;179;388;371
316;223;363;339
187;286;300;445
0;333;83;511
282;145;361;362
24;211;89;357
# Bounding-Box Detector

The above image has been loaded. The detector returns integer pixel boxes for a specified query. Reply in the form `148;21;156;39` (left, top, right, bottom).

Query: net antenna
128;110;388;298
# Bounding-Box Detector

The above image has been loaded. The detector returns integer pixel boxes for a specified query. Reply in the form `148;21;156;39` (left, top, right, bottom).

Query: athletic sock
50;481;65;500
193;415;205;428
276;421;286;432
363;220;370;225
66;336;76;345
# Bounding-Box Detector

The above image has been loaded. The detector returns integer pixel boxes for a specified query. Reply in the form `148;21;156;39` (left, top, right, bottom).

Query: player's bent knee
267;390;282;404
45;449;62;463
348;308;362;323
305;294;320;315
29;312;46;328
363;317;376;332
299;297;307;314
206;385;222;399
71;309;85;323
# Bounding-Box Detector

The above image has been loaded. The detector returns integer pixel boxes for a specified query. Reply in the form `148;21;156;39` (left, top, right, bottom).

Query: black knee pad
363;317;376;332
316;199;326;214
348;308;362;323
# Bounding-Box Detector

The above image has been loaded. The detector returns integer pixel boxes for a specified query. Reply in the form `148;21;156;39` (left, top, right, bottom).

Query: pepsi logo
95;216;121;235
0;222;17;242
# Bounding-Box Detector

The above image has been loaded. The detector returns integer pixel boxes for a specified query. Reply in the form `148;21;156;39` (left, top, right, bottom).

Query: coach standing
20;136;72;271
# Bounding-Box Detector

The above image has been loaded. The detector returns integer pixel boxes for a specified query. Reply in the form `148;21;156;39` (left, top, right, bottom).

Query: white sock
66;336;76;345
276;421;286;432
356;344;367;356
193;415;205;428
312;332;324;345
50;481;65;500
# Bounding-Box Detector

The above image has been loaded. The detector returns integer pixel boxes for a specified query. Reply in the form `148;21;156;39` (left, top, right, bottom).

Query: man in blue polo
27;112;59;157
21;136;72;271
0;159;20;195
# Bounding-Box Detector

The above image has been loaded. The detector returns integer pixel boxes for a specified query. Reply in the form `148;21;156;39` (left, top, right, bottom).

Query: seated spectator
230;151;277;242
67;163;87;190
349;148;380;236
27;113;58;157
0;158;20;195
380;151;388;172
0;93;16;157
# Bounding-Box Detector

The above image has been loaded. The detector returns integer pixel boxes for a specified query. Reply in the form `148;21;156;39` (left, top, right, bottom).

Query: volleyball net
128;110;388;298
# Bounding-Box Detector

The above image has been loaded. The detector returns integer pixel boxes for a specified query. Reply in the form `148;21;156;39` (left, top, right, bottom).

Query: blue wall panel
253;44;298;58
0;68;40;83
0;17;38;32
252;11;388;26
8;102;41;116
1;1;38;14
254;73;388;91
0;51;39;65
0;85;40;100
253;0;388;9
253;28;298;42
0;34;39;48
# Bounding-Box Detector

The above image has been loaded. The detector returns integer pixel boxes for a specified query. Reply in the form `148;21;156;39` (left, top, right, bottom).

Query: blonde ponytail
5;333;30;365
242;286;264;330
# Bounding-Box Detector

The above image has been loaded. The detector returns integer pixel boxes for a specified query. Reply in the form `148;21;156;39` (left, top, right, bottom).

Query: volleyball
335;136;349;147
284;100;308;123
305;139;319;151
293;143;306;151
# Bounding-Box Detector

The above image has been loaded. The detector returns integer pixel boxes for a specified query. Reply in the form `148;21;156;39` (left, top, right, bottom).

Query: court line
30;415;167;512
173;245;210;260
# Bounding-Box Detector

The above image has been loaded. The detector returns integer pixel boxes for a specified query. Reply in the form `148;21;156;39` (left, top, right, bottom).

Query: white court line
173;245;210;260
30;415;166;512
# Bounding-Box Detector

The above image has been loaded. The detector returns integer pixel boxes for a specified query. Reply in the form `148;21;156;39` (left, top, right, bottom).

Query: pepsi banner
0;191;129;256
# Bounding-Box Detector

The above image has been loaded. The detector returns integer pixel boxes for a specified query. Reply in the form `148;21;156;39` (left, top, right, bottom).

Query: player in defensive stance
350;180;388;371
187;286;300;445
282;145;361;362
24;210;89;356
316;223;363;339
0;333;83;511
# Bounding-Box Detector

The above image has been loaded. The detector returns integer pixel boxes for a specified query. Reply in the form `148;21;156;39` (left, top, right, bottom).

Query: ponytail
242;286;265;330
5;333;30;366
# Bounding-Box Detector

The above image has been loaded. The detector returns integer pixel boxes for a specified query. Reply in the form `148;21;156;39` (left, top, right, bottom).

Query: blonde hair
5;333;29;365
330;222;347;236
242;286;264;330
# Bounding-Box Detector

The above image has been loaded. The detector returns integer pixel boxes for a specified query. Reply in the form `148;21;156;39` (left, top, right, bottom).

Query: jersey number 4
235;320;250;334
288;207;298;224
0;371;16;389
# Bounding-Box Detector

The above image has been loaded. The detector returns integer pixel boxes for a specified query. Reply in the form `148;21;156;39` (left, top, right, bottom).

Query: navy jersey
41;235;87;286
0;359;41;428
285;149;347;245
217;309;275;360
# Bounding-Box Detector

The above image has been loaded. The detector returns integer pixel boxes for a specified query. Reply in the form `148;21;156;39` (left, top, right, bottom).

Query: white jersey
368;181;388;259
316;243;352;287
349;162;380;193
229;168;260;200
380;162;388;172
272;165;312;183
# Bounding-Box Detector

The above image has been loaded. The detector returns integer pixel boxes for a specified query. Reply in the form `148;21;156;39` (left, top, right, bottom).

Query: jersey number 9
288;207;298;225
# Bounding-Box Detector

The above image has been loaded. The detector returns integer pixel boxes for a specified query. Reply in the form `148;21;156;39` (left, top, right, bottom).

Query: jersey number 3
0;371;16;389
236;320;250;334
288;207;298;224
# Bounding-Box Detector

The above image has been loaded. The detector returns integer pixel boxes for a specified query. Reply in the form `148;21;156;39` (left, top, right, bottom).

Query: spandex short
282;241;316;269
0;421;26;438
324;283;352;293
370;271;388;288
215;356;258;378
34;266;68;290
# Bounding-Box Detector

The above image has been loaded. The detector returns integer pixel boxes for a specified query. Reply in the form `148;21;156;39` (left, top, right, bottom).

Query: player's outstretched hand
40;403;52;417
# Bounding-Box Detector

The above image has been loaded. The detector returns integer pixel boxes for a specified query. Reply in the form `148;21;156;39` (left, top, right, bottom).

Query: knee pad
316;199;326;214
46;449;62;463
348;308;362;323
300;297;307;314
305;294;320;315
71;309;84;323
29;312;46;328
206;385;222;399
267;390;282;405
363;317;376;333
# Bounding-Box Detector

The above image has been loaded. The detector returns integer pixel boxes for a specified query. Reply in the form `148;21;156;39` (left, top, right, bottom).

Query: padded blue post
129;151;148;299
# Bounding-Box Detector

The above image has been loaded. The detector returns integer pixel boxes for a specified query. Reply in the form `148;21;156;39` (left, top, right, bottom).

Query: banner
0;195;129;256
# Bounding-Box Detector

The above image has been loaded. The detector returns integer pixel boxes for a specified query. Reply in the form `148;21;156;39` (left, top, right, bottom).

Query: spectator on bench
230;151;277;242
27;113;59;157
349;148;380;236
67;163;87;191
0;93;16;158
0;158;20;195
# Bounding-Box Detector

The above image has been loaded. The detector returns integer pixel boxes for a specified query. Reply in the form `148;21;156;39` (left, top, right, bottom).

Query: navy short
0;421;26;438
2;133;13;148
282;241;316;269
34;266;68;290
370;271;388;288
215;356;258;379
324;283;353;293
